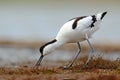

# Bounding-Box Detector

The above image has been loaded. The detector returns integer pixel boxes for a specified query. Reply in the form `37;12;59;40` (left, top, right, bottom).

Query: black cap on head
101;11;107;20
39;39;57;54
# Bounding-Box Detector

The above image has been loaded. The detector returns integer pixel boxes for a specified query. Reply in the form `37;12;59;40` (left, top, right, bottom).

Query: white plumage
35;12;107;68
56;17;96;43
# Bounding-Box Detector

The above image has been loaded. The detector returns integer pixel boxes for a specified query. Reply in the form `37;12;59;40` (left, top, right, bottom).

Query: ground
0;56;119;80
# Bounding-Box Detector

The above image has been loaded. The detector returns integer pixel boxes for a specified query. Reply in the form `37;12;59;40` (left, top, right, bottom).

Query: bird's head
39;39;57;56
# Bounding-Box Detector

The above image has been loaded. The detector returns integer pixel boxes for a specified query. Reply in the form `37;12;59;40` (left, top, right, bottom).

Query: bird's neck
43;39;65;56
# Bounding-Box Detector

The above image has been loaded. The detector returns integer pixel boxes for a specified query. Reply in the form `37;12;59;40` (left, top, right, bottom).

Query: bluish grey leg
64;42;81;69
84;34;95;67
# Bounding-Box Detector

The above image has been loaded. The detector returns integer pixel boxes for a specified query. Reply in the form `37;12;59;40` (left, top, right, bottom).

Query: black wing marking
90;15;96;28
101;11;107;20
71;16;86;29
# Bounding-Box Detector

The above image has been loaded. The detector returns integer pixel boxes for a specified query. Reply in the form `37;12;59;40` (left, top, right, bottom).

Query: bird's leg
34;54;44;68
84;34;95;67
64;42;81;69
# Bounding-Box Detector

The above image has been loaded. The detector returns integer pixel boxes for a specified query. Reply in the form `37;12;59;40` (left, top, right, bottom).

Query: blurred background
0;0;120;67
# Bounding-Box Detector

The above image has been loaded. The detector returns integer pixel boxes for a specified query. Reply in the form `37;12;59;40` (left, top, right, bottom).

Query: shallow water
0;46;119;66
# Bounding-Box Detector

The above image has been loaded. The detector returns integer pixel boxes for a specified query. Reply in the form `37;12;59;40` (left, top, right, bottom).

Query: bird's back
56;12;107;43
56;16;98;43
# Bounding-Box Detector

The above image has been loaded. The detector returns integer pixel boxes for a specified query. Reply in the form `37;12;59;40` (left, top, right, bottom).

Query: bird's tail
96;11;107;20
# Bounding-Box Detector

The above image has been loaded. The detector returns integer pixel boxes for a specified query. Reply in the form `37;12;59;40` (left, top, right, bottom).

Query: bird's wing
75;16;93;30
56;15;97;40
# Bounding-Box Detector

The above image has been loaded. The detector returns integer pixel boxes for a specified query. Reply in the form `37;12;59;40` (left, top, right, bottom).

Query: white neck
43;39;65;56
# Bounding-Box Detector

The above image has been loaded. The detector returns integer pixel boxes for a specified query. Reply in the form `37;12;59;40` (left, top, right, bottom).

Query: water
0;1;120;66
0;46;119;66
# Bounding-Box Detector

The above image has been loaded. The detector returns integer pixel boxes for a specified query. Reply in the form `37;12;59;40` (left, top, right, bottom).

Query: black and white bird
35;12;107;68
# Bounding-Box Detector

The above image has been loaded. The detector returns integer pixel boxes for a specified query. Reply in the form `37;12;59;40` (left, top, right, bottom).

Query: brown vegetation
73;56;120;69
0;56;119;80
0;40;120;80
86;74;118;80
